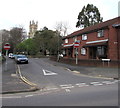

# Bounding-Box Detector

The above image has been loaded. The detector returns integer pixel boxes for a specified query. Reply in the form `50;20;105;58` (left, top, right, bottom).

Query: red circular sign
4;43;10;50
74;42;79;48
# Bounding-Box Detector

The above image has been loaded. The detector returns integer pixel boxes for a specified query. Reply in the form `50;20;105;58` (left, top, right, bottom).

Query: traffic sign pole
76;48;78;65
74;41;79;65
6;49;8;56
4;43;10;71
5;50;8;71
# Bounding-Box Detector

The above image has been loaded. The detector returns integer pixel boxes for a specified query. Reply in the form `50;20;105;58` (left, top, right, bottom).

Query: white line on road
46;88;59;91
102;81;116;85
76;83;89;87
90;82;103;86
42;69;58;76
25;95;33;97
65;89;71;92
1;96;22;99
60;84;74;89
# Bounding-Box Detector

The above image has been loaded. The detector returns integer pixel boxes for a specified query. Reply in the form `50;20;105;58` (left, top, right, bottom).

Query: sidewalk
1;58;38;94
47;58;119;79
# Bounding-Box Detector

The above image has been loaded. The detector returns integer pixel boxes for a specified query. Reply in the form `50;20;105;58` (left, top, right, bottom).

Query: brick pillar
108;26;118;60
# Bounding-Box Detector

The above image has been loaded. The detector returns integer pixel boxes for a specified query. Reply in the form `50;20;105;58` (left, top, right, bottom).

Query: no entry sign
74;42;79;48
4;43;10;50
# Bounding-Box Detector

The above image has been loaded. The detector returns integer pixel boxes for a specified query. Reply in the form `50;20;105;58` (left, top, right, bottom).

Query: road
2;58;119;106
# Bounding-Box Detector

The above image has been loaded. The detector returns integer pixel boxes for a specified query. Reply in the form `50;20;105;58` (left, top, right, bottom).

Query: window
97;30;104;37
81;48;86;55
65;39;68;43
97;46;105;56
73;37;77;42
82;34;87;40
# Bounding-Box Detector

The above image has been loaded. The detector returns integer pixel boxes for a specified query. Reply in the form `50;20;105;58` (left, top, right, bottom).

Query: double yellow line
16;65;37;86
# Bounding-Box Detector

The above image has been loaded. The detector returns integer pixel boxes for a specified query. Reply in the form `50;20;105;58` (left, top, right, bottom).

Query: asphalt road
2;58;119;106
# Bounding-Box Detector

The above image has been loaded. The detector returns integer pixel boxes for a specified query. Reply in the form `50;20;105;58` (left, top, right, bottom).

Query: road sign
4;43;10;50
74;42;79;48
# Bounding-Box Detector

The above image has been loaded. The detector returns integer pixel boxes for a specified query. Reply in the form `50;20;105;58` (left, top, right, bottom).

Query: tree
34;27;62;56
1;29;11;54
76;4;103;28
9;27;25;53
55;22;69;36
16;38;38;55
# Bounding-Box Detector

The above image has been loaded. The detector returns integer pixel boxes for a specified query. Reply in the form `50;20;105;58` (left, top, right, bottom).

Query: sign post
4;43;10;55
4;43;10;71
74;41;79;65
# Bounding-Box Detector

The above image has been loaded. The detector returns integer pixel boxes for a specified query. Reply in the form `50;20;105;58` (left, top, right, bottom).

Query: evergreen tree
76;4;103;28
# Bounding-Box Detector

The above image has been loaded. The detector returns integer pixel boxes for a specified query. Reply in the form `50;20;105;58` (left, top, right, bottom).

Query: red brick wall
77;29;109;60
118;29;120;61
108;26;118;60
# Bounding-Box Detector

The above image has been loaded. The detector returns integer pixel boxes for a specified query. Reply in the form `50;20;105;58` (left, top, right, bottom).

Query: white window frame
73;37;77;42
65;39;68;43
82;34;87;40
97;30;104;37
81;48;86;55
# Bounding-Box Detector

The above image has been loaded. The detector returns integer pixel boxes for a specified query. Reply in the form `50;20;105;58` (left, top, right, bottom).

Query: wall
108;26;118;60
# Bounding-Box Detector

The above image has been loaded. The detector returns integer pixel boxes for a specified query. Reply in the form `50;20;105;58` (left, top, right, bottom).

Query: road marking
17;65;37;86
11;74;17;77
25;95;33;97
65;89;71;92
60;84;74;89
42;69;58;75
76;83;89;87
46;88;59;91
1;96;22;99
90;82;103;86
102;81;116;85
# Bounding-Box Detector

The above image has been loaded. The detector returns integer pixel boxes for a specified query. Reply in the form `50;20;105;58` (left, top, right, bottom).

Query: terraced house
62;17;120;67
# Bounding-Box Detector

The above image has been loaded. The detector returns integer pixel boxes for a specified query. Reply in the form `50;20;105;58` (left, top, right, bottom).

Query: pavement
47;58;119;80
1;57;38;94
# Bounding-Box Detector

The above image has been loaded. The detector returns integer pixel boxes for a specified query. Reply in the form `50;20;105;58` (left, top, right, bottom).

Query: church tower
29;20;38;38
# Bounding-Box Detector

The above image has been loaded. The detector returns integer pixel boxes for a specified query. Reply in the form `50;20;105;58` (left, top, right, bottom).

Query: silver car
15;55;28;64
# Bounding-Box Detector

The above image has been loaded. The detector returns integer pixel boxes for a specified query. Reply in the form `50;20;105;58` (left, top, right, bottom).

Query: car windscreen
17;55;26;58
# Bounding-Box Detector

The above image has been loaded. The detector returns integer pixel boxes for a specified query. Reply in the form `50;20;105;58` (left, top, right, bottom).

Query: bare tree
55;21;70;37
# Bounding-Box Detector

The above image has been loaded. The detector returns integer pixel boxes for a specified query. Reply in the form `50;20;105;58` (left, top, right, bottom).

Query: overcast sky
0;0;120;35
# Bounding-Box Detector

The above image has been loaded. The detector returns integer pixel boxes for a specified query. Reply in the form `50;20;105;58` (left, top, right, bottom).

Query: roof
63;17;120;39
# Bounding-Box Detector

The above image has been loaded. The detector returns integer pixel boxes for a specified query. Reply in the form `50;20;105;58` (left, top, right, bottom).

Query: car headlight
17;59;20;61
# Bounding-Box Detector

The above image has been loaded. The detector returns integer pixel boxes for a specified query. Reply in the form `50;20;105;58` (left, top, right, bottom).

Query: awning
63;43;74;48
83;42;107;47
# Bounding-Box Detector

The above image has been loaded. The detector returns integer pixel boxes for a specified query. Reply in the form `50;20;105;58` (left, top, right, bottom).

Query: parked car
9;53;13;58
15;55;28;64
12;54;17;59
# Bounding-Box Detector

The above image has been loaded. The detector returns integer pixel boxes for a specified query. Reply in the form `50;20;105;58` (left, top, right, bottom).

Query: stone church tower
29;20;38;38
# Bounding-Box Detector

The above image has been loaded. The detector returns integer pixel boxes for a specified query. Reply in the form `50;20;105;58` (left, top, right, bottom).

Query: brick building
62;17;120;67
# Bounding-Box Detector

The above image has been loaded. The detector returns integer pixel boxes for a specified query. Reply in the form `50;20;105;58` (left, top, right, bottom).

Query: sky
0;0;120;35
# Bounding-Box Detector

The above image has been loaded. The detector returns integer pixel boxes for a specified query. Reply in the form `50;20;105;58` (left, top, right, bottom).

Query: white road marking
46;88;59;91
60;84;74;89
42;69;58;75
90;82;103;86
25;95;33;97
102;81;116;85
11;74;17;77
2;96;22;99
76;83;89;87
65;89;71;92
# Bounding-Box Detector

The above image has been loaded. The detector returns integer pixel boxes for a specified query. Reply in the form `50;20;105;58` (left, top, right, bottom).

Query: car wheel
16;61;19;64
